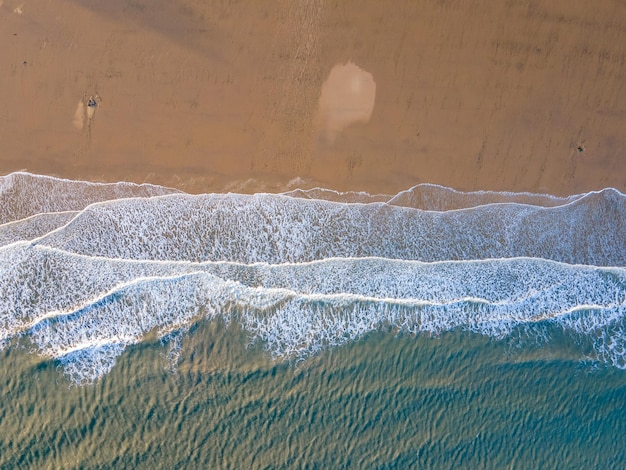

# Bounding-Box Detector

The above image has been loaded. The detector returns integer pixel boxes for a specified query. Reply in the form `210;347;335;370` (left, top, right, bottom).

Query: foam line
282;187;392;204
282;183;587;209
386;183;588;210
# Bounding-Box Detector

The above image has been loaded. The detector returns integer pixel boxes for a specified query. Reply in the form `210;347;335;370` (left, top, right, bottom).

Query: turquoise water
2;322;625;468
0;172;625;468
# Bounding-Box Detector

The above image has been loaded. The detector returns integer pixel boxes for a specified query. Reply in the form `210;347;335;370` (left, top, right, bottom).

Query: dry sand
0;0;624;195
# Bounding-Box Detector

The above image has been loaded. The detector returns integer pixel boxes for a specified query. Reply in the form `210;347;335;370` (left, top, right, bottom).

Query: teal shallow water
1;320;625;469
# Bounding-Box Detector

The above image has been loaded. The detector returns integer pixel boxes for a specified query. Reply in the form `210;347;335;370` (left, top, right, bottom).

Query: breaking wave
1;172;625;384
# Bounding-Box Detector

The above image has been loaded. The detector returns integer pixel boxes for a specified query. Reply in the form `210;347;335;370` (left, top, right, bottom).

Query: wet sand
0;0;624;195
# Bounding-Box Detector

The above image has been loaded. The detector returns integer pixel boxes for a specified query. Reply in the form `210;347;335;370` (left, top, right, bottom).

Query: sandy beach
0;0;624;195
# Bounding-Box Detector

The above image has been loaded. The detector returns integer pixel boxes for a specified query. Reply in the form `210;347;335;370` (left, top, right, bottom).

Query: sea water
0;172;625;468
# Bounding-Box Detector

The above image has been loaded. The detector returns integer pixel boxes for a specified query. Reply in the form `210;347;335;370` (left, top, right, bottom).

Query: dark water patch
1;323;625;468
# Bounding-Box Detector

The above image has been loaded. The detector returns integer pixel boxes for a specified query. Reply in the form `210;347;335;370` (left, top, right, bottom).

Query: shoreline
5;169;626;200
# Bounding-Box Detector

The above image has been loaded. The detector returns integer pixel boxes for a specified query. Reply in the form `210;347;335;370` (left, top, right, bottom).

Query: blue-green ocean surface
1;172;625;468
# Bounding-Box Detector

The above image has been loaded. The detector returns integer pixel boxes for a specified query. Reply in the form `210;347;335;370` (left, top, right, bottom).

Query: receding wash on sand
316;61;376;144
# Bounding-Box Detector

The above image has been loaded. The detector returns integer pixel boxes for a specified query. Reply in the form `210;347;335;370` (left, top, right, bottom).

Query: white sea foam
1;244;625;383
0;171;179;224
0;211;78;247
1;173;625;384
30;187;626;266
